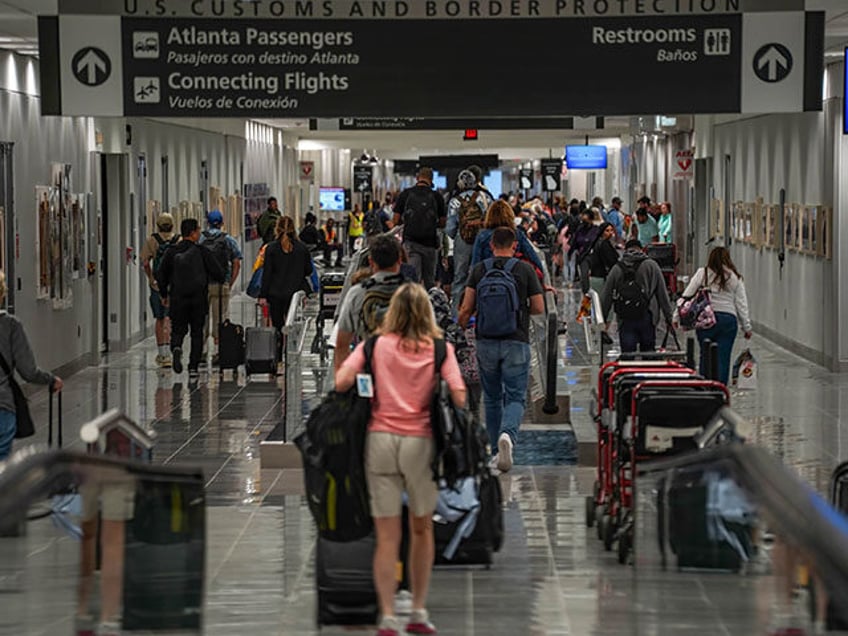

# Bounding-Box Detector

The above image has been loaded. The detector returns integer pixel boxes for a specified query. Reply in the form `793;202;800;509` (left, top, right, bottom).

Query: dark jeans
404;240;438;290
323;243;343;265
268;296;292;361
697;311;738;385
619;312;656;353
170;292;208;369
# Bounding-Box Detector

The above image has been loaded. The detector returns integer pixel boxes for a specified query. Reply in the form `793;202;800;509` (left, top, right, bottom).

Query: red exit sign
463;129;478;141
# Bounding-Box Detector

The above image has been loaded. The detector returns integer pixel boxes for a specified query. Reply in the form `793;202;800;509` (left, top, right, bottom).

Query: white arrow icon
76;49;107;84
757;46;789;81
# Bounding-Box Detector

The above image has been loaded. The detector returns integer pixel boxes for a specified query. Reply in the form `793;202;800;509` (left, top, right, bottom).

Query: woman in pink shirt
336;283;466;636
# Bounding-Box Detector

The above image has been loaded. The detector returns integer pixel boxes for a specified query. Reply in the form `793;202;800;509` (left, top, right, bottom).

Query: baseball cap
207;209;224;226
156;212;174;231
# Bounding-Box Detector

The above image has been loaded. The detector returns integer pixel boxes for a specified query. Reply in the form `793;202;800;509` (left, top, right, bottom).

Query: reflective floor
9;289;848;634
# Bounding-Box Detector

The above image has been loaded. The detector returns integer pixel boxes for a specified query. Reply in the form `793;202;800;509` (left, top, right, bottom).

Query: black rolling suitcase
315;534;378;627
665;469;752;571
826;462;848;629
122;478;205;631
319;272;345;321
434;472;504;567
217;293;245;370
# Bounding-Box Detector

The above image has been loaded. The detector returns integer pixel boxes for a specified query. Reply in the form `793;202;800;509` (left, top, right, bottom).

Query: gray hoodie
600;249;674;325
0;312;54;413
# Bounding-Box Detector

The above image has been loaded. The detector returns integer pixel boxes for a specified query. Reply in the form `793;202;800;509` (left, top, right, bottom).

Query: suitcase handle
48;388;62;448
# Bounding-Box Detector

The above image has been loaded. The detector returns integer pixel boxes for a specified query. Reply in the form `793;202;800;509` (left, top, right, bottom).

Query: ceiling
0;1;846;155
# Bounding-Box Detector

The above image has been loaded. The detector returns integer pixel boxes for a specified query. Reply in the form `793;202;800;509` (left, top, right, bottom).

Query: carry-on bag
826;462;848;629
434;471;503;566
217;291;245;370
315;533;378;627
122;478;205;631
245;305;278;376
665;468;753;572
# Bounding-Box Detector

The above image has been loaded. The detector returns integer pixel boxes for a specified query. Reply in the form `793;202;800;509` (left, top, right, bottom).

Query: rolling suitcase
826;462;848;629
245;305;279;376
665;469;752;572
217;293;245;370
434;472;503;567
315;534;378;627
122;478;205;631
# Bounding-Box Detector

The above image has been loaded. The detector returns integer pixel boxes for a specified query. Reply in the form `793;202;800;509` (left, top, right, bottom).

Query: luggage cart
614;379;730;564
586;363;695;542
312;272;345;363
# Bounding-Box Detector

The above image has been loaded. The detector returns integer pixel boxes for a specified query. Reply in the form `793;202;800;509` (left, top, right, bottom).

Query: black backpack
431;339;489;490
171;246;208;297
402;187;438;244
295;338;376;542
363;209;383;236
613;260;649;320
202;231;230;276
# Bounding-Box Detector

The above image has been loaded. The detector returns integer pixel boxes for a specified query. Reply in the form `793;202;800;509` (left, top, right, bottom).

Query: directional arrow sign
753;43;793;83
71;47;111;87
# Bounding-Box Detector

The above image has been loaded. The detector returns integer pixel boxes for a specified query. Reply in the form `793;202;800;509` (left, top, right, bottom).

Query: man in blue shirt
632;200;659;245
199;209;243;361
606;197;625;239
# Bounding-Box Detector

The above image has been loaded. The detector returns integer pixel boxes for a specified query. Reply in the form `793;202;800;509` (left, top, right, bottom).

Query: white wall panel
710;112;831;361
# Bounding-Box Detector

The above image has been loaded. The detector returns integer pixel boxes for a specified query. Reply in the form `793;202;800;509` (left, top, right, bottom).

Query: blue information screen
566;145;608;170
319;187;346;211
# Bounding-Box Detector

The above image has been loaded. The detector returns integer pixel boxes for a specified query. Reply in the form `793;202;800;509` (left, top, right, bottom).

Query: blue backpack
476;258;521;339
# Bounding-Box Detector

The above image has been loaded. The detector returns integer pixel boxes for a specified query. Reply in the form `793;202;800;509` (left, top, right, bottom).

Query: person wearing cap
199;209;243;363
446;168;492;314
141;212;179;367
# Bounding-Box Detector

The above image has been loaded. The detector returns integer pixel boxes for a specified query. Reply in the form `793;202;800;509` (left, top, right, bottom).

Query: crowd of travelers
135;167;754;636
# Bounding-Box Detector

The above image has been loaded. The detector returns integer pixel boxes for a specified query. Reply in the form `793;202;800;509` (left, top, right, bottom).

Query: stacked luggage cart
586;345;732;565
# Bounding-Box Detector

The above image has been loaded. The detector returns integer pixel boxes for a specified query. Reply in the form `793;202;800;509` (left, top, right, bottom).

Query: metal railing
531;289;562;415
282;290;313;442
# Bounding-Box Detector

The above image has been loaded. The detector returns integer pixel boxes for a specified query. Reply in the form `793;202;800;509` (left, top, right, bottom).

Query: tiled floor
7;287;848;634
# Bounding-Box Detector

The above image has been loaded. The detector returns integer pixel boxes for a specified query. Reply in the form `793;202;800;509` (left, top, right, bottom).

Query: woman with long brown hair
259;215;313;345
679;246;752;384
469;199;544;273
336;283;465;636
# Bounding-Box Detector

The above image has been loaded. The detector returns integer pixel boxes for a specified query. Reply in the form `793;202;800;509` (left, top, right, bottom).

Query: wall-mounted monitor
432;170;447;190
319;187;346;211
565;145;608;170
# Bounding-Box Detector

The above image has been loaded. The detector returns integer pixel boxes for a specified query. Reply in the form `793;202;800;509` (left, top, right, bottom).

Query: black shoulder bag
0;351;35;439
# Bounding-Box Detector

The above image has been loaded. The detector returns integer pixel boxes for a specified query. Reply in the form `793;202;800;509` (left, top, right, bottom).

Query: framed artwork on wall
766;204;777;249
818;206;832;259
35;186;51;300
710;198;724;240
784;203;797;252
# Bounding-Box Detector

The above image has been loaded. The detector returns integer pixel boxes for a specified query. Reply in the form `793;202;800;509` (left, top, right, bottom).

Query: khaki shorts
206;283;231;339
81;482;136;522
366;432;438;519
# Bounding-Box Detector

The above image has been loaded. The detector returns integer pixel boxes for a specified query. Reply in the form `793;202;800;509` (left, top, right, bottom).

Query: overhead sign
39;5;823;117
519;169;533;191
753;43;793;83
353;165;373;195
540;160;563;192
311;117;588;131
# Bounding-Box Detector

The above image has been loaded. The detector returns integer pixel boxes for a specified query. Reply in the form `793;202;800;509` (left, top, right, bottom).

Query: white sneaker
395;589;413;615
496;433;513;473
